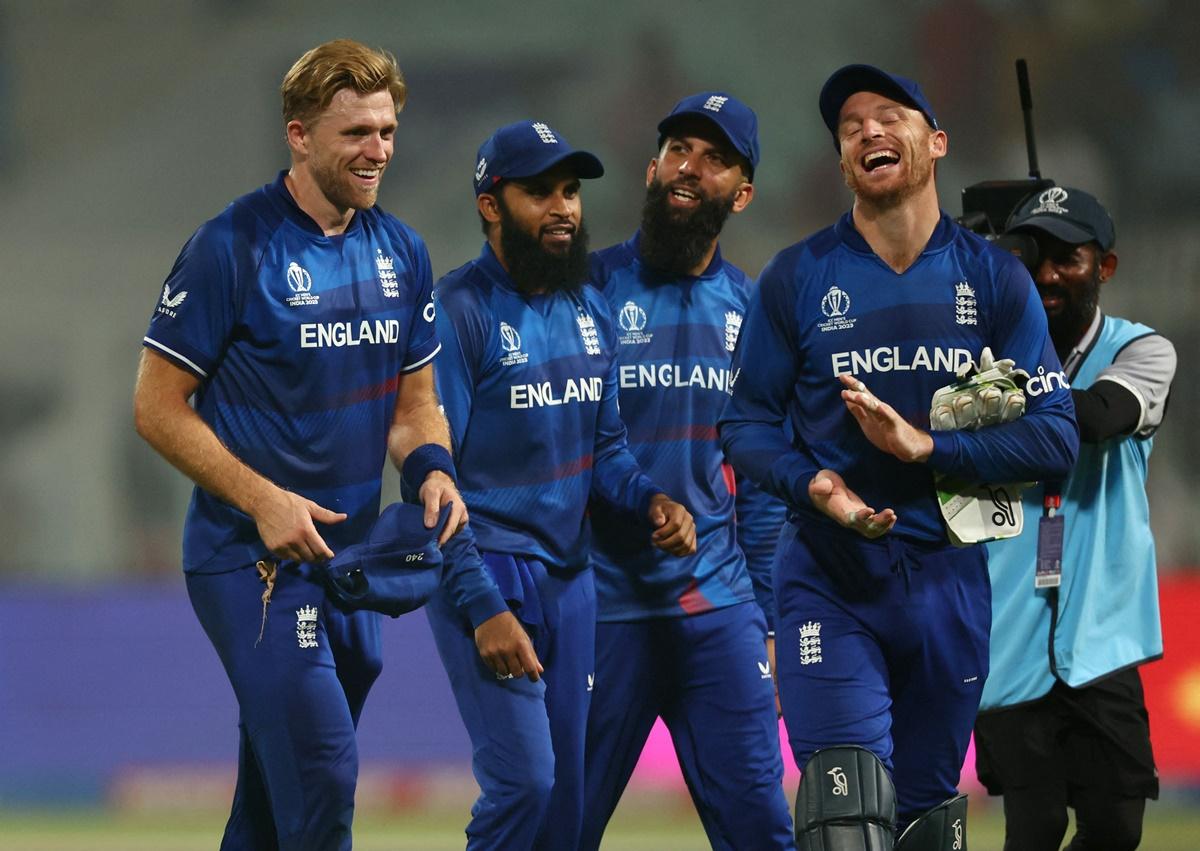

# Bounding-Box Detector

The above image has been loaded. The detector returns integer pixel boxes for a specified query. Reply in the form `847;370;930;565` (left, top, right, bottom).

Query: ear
646;158;659;188
285;119;309;157
477;193;502;226
928;128;948;161
1098;249;1119;282
730;180;755;215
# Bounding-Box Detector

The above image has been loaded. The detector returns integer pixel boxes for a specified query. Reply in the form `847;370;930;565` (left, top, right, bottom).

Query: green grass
3;799;1200;850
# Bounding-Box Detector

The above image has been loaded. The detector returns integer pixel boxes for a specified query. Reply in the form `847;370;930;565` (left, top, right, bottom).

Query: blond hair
281;39;406;125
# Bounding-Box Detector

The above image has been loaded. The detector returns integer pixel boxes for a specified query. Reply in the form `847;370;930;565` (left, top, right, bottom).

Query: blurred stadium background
2;1;1199;848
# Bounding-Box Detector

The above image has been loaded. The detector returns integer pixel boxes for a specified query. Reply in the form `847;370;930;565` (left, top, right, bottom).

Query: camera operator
974;187;1176;851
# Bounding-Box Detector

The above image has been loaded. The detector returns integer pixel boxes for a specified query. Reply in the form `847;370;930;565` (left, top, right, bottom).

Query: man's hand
929;347;1028;431
808;469;896;539
648;493;697;556
419;471;469;545
766;636;781;717
839;374;934;463
250;487;347;562
475;610;543;682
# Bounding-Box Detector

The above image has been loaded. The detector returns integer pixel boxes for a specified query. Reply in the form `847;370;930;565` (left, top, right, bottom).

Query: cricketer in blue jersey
719;65;1079;846
132;41;532;851
975;188;1176;851
425;120;696;851
579;93;794;851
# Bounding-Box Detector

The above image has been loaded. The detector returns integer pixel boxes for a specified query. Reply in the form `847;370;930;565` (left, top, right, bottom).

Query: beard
843;149;933;211
638;178;736;277
311;155;380;211
1045;268;1102;351
498;204;590;296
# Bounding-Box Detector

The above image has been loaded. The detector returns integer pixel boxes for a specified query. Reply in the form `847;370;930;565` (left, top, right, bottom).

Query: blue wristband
401;444;457;495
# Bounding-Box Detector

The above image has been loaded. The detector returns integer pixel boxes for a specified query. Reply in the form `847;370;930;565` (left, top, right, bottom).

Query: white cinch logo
955;281;977;326
952;819;963;849
475;156;488;182
703;95;729;112
296;605;319;649
500;321;522;352
285;262;319;308
532;122;558;144
376;250;399;298
827;767;849;797
577;312;601;356
757;660;771;679
1031;187;1069;215
1024;365;1070;397
799;620;823;665
587;673;595;692
157;284;187;318
724;311;743;352
618;301;647;332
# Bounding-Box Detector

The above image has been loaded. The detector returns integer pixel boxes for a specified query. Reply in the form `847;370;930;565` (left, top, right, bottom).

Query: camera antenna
1017;59;1041;180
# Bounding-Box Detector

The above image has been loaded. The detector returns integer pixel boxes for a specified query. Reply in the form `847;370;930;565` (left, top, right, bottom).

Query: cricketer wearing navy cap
473;119;604;196
428;119;696;850
721;62;1077;847
656;91;760;178
819;63;939;149
580;91;793;850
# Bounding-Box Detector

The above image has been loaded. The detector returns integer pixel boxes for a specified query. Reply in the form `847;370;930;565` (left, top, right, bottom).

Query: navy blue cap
656;92;760;175
1006;186;1115;252
321;503;450;617
819;64;939;150
473;120;604;196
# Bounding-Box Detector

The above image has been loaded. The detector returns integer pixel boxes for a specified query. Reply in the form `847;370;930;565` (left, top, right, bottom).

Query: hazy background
1;0;1197;578
2;0;1199;841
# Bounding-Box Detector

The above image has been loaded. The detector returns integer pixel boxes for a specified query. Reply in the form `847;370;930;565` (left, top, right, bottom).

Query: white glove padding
929;347;1029;431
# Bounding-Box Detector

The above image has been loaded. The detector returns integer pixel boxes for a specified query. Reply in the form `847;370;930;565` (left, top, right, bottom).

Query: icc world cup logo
287;262;313;293
821;286;850;318
618;301;647;333
499;321;522;353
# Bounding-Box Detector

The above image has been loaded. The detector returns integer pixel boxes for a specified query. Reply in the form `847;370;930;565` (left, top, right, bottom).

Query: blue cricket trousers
187;561;382;851
581;601;795;850
773;519;990;825
426;558;595;850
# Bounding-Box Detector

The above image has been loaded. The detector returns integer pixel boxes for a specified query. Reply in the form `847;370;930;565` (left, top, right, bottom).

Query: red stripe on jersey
678;579;714;615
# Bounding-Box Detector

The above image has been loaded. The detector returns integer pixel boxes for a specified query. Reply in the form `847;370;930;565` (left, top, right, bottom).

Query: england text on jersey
300;319;403;349
618;363;733;393
509;376;604;409
830;345;973;377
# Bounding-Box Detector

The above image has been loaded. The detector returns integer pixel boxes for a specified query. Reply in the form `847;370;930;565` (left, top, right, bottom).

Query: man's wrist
401;443;457;495
908;430;934;463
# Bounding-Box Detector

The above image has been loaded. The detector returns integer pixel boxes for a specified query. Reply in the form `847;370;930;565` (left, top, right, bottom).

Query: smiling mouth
667;184;701;205
350;167;382;183
541;224;575;242
862;149;901;172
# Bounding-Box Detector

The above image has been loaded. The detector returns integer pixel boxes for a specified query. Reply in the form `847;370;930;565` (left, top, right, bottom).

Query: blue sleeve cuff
637;486;668;526
461;587;510;630
926;430;959;473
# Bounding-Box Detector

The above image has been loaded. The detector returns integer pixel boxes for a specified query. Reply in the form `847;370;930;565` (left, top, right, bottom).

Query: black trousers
974;668;1158;851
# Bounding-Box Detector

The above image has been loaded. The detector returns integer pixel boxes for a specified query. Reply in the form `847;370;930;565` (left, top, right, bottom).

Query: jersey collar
265;170;364;237
834;210;957;259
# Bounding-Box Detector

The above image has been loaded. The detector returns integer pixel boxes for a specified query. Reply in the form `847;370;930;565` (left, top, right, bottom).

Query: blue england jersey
143;171;440;573
588;235;786;624
434;243;663;574
721;212;1078;541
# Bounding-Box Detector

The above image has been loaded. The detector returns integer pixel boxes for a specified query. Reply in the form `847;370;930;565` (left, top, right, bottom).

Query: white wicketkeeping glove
930;347;1030;546
929;347;1029;432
